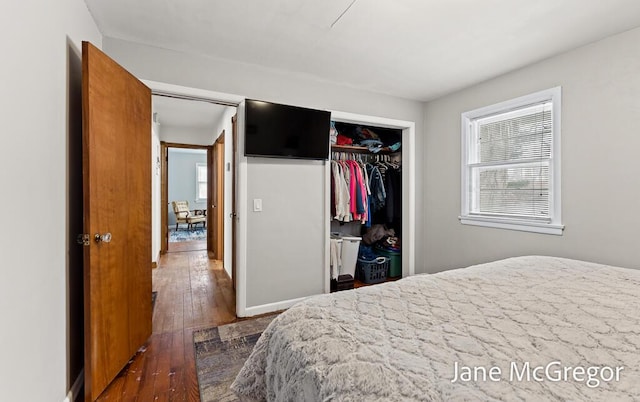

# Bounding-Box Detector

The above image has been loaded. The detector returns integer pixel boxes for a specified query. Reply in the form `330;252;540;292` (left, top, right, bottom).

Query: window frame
195;162;207;202
459;87;564;235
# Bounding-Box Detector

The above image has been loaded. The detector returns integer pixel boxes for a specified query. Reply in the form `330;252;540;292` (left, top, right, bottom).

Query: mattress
232;256;640;401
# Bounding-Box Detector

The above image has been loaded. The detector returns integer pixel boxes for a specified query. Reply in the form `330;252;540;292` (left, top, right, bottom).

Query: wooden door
160;142;169;254
207;144;215;256
213;134;225;260
231;115;238;290
82;42;152;401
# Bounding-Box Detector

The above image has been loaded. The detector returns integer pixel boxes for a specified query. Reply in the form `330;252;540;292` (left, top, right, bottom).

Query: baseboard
241;295;309;317
223;264;233;281
221;264;232;281
63;368;84;402
152;251;161;268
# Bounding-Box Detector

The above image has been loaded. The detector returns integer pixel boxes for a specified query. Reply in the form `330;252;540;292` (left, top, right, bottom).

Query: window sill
459;215;564;236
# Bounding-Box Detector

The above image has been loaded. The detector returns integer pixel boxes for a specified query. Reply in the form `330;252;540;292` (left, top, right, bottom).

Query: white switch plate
253;198;263;212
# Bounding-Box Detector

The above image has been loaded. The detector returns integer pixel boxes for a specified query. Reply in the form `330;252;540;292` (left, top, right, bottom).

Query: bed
231;256;640;401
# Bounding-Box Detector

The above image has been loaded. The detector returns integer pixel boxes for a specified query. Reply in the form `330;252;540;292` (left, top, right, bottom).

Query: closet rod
331;152;394;163
151;91;239;108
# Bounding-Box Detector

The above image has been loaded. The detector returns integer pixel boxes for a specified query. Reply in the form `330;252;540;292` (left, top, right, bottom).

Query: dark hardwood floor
168;239;207;253
97;245;236;401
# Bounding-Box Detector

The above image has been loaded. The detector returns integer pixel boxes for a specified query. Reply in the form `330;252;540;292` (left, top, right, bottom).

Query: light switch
253;198;263;212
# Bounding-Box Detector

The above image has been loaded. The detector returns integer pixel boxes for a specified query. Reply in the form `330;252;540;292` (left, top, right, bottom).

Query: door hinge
77;234;91;246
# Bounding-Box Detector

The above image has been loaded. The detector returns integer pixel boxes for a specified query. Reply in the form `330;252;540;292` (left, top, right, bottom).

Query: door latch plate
77;234;91;246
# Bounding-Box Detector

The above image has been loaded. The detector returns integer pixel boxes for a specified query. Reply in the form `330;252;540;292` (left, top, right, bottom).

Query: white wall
160;125;217;146
168;149;208;226
0;0;101;400
103;38;424;312
151;121;162;263
423;26;640;273
246;158;327;306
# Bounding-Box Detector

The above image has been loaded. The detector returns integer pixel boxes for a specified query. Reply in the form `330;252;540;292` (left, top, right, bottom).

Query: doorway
152;94;237;261
166;144;210;253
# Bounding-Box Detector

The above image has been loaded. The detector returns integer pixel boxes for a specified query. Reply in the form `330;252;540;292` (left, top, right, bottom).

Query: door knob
94;233;112;243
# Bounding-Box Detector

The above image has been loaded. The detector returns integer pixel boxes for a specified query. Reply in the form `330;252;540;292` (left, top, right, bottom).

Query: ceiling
87;0;640;101
168;148;206;155
152;95;227;129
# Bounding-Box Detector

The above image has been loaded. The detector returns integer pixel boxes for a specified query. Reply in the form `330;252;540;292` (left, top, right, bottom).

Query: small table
189;209;206;229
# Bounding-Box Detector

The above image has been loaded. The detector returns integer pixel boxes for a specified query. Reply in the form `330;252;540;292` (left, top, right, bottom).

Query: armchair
171;200;206;230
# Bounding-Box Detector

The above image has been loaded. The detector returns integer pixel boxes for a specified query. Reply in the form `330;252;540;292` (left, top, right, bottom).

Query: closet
329;121;403;291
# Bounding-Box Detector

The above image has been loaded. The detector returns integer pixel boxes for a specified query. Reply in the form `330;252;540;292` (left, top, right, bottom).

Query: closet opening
329;121;404;291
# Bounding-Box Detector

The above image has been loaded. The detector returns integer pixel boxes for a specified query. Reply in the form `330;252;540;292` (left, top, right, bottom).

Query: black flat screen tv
245;99;330;160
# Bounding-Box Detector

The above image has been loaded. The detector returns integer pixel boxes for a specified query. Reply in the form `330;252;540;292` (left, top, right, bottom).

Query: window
196;163;207;201
460;87;563;235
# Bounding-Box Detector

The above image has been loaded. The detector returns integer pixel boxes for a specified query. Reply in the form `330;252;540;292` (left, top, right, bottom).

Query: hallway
168;239;208;253
97;248;236;401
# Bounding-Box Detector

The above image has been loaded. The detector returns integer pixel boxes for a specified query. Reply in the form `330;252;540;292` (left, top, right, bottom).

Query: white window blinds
470;103;552;220
460;87;563;235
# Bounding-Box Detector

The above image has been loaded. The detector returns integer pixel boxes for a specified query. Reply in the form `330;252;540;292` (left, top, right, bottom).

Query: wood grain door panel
161;142;168;254
214;135;225;261
82;41;152;401
208;144;215;256
231;115;237;290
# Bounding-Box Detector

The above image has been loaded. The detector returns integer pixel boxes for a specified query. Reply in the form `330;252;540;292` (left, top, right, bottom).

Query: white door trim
143;80;244;106
329;111;416;286
142;80;247;315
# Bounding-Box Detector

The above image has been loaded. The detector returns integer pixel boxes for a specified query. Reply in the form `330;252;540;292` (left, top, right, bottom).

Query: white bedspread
232;256;640;401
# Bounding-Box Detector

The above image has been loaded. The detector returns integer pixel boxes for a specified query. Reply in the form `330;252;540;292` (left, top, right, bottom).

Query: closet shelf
331;144;399;154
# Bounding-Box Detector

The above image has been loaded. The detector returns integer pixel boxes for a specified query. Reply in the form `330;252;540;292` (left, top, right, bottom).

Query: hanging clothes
385;164;402;230
347;160;367;222
329;238;342;280
330;155;372;225
366;164;386;214
329;150;402;226
331;161;350;222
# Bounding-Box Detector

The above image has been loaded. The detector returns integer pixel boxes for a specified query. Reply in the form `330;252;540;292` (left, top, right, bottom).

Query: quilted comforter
231;256;640;401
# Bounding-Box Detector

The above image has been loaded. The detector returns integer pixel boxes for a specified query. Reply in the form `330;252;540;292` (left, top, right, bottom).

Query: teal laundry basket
375;247;402;278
